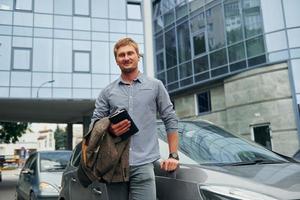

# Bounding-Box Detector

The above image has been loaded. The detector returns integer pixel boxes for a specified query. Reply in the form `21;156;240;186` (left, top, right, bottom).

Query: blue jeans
106;163;156;200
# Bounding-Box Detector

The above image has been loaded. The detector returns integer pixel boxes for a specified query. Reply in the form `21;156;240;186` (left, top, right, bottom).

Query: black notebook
108;109;139;140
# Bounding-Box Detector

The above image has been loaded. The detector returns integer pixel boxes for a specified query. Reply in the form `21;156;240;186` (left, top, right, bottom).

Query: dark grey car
60;120;300;200
16;150;72;200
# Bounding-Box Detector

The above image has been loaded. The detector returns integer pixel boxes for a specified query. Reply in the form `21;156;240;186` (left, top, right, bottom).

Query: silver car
60;120;300;200
16;150;72;200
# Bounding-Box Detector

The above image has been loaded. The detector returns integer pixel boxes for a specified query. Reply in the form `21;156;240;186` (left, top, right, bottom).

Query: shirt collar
118;72;144;85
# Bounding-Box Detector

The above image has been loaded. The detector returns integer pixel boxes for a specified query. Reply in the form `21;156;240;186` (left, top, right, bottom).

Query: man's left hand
160;158;179;171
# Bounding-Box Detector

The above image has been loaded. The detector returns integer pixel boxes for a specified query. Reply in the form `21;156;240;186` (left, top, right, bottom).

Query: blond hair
113;37;140;59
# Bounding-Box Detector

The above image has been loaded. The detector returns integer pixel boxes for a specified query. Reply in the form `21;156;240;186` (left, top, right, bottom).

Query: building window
12;47;32;70
127;1;141;20
73;0;90;16
73;50;91;72
197;91;211;114
15;0;33;11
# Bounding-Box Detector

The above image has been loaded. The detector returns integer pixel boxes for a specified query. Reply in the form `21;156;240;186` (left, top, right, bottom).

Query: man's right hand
109;119;131;136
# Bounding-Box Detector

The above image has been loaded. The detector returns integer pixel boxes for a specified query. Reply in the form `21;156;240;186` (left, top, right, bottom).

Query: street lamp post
36;80;55;98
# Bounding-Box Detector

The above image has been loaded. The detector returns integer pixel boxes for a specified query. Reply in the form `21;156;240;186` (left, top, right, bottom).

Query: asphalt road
0;169;20;200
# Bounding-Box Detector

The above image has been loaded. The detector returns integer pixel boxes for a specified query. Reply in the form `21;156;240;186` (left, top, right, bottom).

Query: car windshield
157;121;287;165
40;151;72;172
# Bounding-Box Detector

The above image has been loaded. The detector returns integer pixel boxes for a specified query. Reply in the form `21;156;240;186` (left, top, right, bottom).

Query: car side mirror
21;168;33;175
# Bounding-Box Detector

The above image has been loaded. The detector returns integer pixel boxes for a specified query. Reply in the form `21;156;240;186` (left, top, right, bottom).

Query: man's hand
109;119;131;136
160;158;179;171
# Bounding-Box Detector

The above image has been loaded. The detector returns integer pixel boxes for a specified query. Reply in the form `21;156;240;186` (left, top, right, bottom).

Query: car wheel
30;192;37;200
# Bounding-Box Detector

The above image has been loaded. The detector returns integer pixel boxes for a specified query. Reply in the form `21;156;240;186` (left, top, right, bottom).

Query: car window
23;153;36;169
157;121;287;165
29;157;37;175
39;151;72;172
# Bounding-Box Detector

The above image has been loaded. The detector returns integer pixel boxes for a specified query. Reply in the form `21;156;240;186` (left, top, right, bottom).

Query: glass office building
152;0;300;155
0;0;144;128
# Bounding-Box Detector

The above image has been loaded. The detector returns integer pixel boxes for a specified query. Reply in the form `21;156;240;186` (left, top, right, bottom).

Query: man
91;37;179;200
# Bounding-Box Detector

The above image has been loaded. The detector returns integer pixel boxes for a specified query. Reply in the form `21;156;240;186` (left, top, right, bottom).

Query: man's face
115;45;139;74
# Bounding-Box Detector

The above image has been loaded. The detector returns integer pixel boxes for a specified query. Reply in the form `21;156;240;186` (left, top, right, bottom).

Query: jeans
106;163;156;200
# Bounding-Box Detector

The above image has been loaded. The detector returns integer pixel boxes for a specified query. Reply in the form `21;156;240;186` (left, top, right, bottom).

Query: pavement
0;169;21;200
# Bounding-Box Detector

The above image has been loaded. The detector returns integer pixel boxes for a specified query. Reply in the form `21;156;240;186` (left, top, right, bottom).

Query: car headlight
39;182;59;193
199;185;278;200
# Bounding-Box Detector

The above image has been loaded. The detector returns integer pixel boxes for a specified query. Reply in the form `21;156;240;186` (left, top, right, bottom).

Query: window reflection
179;61;192;79
193;55;208;74
127;2;141;20
193;31;206;56
177;21;191;63
167;66;178;83
228;42;245;63
209;48;227;68
156;52;164;72
165;28;177;68
242;0;263;38
246;36;265;58
0;0;13;10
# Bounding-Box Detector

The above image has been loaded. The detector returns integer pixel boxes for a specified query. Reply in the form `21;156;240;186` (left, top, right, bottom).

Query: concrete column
83;116;91;136
67;123;73;150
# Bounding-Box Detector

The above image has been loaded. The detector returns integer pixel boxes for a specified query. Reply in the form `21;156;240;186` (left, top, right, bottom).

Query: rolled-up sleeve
156;80;178;134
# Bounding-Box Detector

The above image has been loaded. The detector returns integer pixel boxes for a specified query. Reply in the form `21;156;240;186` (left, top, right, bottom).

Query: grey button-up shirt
91;73;178;166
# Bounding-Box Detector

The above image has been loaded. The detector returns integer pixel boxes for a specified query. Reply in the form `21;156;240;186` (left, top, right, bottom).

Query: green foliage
54;125;67;150
0;122;29;143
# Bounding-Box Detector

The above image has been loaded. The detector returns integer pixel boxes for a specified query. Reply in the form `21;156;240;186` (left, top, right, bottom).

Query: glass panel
176;3;188;19
73;88;91;99
247;54;266;67
0;0;13;10
283;0;300;28
53;73;71;88
15;0;32;10
287;28;300;48
206;4;225;50
154;18;164;33
13;48;31;70
209;48;227;68
180;77;193;87
0;25;12;35
291;59;300;93
190;13;205;33
246;36;265;58
155;34;164;51
92;0;108;18
156;52;165;72
193;31;206;56
0;11;12;24
167;82;179;91
195;71;209;82
0;36;11;70
54;0;72;15
179;61;192;79
211;66;228;77
268;50;289;62
10;87;31;98
177;21;191;63
164;10;175;27
0;71;9;86
290;48;300;58
54;16;72;29
54;30;71;39
229;60;246;72
74;51;90;72
92;18;108;32
0;88;8;97
265;31;287;52
127;2;141;19
73;40;91;51
13;12;33;27
34;28;53;38
109;0;126;19
13;36;32;48
73;31;90;40
224;0;243;44
73;17;91;31
74;0;90;16
53;88;71;98
34;14;53;28
260;0;284;33
33;38;52;72
92;32;109;41
228;42;245;63
92;74;109;88
13;26;32;36
127;21;143;34
92;42;109;73
11;71;31;86
242;0;263;38
165;28;177;68
197;91;211;113
73;74;91;88
109;20;126;33
32;72;52;87
53;39;72;72
193;55;208;74
34;0;53;14
189;0;205;13
167;66;178;83
157;72;166;85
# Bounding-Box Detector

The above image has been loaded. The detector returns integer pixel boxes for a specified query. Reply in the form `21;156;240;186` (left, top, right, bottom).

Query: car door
67;144;109;200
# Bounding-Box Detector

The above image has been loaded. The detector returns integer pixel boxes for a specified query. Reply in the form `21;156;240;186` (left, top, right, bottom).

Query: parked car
59;120;300;200
293;149;300;161
16;150;72;200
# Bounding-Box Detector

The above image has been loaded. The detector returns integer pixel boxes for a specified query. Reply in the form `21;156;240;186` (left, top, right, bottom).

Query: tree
0;122;29;143
54;125;67;150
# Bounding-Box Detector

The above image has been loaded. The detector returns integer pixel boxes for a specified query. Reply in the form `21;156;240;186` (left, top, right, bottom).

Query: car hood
40;171;63;190
176;163;300;199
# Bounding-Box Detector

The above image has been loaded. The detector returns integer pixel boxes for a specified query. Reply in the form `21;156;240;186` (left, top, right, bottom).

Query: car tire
30;192;37;200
